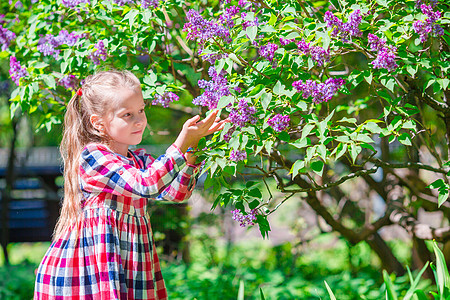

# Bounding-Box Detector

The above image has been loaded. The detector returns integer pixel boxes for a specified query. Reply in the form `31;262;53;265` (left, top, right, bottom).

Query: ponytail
52;70;142;241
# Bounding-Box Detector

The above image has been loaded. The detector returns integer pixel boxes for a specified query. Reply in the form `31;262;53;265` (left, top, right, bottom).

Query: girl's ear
90;114;104;132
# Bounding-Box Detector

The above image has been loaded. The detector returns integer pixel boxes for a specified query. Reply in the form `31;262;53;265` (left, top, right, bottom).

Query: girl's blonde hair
54;70;142;240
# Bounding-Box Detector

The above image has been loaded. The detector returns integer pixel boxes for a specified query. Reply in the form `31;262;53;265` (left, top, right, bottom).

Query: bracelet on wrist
186;147;195;154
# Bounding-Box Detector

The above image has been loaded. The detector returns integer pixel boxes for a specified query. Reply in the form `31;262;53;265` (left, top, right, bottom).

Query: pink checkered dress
34;143;199;300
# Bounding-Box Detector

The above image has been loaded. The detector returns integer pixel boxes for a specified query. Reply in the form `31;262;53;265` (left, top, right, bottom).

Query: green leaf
260;288;266;300
246;25;257;43
350;144;361;163
324;281;337;300
237;280;245;300
248;188;262;199
432;241;450;299
383;270;398;300
398;133;412;146
438;189;449;207
218;95;234;109
291;160;305;178
42;75;56;89
311;160;324;177
335;143;347;161
365;122;382;134
124;9;139;29
260;92;272;111
278;131;290;141
428;179;445;189
403;262;429;300
249;200;260;209
273;81;284;95
33;61;49;69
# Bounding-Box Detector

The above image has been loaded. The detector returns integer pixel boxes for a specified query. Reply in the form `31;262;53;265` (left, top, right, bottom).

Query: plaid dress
34;143;199;300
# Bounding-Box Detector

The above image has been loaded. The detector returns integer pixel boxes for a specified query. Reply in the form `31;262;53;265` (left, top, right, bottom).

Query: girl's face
101;88;147;156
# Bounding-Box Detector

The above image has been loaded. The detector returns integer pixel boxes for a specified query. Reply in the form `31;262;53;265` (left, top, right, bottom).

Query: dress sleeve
79;143;199;202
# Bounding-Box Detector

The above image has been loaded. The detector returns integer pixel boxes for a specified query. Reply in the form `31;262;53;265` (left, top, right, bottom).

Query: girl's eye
123;113;131;117
139;109;145;113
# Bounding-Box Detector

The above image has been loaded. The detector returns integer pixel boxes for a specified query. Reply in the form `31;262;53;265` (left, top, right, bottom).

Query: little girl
34;70;227;299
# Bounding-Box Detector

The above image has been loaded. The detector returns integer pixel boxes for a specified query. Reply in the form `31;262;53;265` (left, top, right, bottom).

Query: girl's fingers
186;115;201;126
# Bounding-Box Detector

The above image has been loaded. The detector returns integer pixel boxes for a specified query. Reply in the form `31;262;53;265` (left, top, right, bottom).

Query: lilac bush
267;114;290;132
152;92;179;108
9;56;27;86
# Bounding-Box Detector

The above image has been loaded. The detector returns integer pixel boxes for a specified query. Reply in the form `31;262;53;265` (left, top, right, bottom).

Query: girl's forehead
113;88;144;108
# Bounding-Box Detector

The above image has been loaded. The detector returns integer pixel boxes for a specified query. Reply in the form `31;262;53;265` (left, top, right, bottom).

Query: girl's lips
132;130;143;134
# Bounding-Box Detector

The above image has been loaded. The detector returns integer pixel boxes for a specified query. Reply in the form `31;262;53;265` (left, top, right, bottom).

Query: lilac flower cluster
232;209;257;227
413;4;443;43
114;0;133;5
218;6;240;28
241;12;259;30
183;10;231;45
324;10;362;43
193;66;230;109
293;78;345;104
141;0;159;9
279;37;294;46
367;34;397;72
415;0;438;8
9;56;28;86
229;98;257;127
267;114;290;132
223;126;236;142
0;25;16;51
61;0;90;8
230;149;247;162
58;75;78;90
89;40;107;65
198;49;227;64
258;43;278;62
152;91;179;108
37;30;80;59
296;39;330;67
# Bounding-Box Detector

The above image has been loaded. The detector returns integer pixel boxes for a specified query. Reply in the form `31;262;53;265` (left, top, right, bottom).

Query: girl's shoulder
82;142;113;156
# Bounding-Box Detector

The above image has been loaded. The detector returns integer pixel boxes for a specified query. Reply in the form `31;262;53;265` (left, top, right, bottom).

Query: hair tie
77;88;83;96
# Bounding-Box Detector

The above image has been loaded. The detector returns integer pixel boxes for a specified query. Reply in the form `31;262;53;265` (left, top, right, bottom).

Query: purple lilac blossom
232;209;257;227
371;47;397;72
61;0;90;8
413;4;443;42
279;37;294;46
0;25;16;51
114;0;133;5
241;12;259;30
58;75;78;90
218;6;240;28
415;0;438;8
193;66;230;109
183;10;231;44
37;30;80;58
223;126;236;142
152;91;179;108
267;114;290;132
368;33;386;52
230;149;247;162
293;78;345;104
89;40;107;65
296;39;330;66
258;43;278;62
367;34;398;72
198;49;227;64
325;10;362;43
229;98;257;127
9;56;28;86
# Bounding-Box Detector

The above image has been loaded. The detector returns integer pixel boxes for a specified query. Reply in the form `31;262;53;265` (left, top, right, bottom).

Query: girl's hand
174;109;229;153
